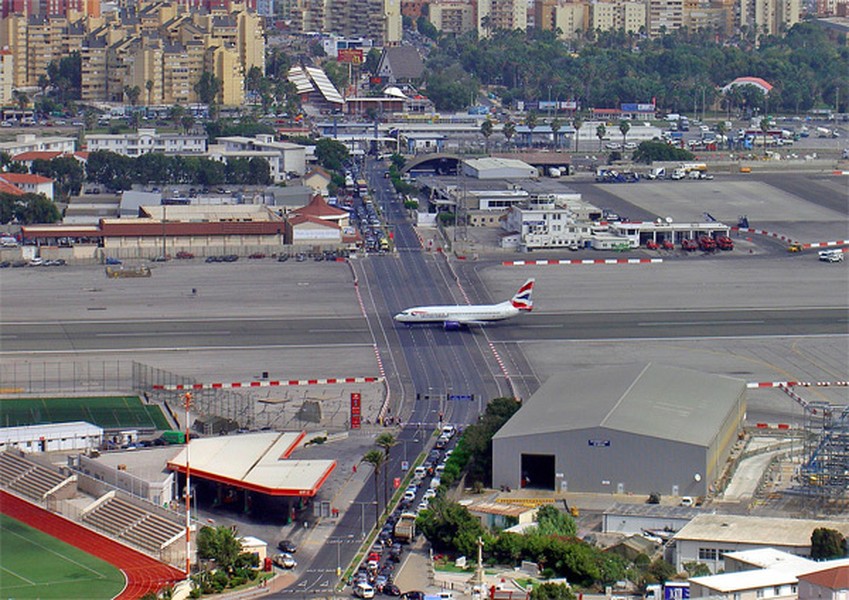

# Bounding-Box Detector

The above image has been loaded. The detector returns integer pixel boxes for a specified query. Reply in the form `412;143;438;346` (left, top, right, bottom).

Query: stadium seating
0;451;68;501
82;495;183;553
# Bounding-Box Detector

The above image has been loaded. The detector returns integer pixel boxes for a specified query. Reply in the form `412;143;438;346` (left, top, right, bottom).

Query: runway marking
0;343;375;355
307;329;368;333
639;320;765;326
522;325;563;329
0;315;362;326
95;331;232;337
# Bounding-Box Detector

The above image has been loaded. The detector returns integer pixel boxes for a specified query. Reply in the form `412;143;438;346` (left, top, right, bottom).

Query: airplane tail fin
510;278;535;312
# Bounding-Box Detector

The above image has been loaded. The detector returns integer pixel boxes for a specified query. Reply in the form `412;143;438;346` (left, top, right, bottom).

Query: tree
123;85;141;107
533;505;577;538
632;140;694;163
572;114;584;152
375;432;397;514
549;118;562;149
480;119;494;153
364;48;382;75
315;138;350;171
31;156;84;200
0;192;61;224
596;124;606;150
145;79;154;106
811;528;847;560
12;90;28;111
618;120;630;148
530;582;574;600
503;121;516;146
417;16;439;41
194;71;222;118
525;112;538;147
197;525;243;571
760;116;771;156
362;450;385;526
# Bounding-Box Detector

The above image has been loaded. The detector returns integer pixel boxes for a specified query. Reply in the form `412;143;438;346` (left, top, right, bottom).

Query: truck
644;582;689;600
819;249;845;263
393;512;417;542
161;430;186;444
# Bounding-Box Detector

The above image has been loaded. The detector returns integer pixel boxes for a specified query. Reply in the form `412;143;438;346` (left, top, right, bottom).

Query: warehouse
491;364;746;497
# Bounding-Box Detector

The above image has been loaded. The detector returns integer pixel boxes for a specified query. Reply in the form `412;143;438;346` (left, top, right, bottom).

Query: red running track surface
1;490;186;599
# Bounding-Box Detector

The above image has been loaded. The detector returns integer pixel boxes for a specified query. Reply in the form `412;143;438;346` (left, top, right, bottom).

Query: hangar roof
493;363;745;447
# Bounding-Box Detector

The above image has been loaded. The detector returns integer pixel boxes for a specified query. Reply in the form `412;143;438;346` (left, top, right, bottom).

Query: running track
1;490;185;599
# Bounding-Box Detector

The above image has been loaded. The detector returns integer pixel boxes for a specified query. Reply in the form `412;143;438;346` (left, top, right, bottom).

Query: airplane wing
447;318;490;327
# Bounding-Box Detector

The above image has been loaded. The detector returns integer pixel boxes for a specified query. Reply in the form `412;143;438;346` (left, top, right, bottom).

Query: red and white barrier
747;381;849;389
503;258;663;266
152;376;383;391
732;227;849;251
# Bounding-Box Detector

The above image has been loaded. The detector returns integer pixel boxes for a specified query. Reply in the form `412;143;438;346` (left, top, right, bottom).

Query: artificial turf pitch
0;513;126;599
0;395;169;430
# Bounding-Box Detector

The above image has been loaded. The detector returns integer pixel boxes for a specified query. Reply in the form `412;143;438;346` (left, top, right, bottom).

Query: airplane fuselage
394;301;520;324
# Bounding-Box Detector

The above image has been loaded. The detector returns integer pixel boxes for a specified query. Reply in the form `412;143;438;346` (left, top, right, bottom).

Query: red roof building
0;173;54;200
0;179;26;196
291;194;349;227
798;563;849;598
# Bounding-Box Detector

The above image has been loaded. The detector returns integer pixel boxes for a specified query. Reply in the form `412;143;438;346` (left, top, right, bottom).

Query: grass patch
0;514;125;599
0;396;169;429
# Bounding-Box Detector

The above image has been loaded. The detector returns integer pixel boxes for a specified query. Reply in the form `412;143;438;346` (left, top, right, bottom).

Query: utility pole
183;392;193;578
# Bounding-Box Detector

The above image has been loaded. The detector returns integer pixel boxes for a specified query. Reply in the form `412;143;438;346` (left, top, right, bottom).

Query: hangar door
520;454;555;490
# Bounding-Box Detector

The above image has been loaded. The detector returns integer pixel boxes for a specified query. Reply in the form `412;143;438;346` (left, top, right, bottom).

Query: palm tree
12;90;28;112
715;121;727;149
525;111;538;148
619;120;630;149
572;113;584;152
362;450;385;527
145;79;154;106
596;124;607;151
503;121;516;147
549;118;562;150
480;119;493;153
124;85;141;107
375;433;397;513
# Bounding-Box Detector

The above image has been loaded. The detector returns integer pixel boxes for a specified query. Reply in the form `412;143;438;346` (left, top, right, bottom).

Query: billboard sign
338;49;364;65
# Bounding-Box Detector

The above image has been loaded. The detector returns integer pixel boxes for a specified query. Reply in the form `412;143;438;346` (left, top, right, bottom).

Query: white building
85;128;207;156
0;421;103;453
673;514;849;574
212;134;307;182
0;133;76;156
502;202;593;249
462;157;539;179
0;173;54;200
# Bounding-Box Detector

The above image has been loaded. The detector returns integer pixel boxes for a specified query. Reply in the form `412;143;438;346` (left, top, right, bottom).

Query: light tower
183;392;193;577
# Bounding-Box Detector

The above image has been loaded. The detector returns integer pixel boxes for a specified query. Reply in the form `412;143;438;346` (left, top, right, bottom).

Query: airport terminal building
491;364;746;497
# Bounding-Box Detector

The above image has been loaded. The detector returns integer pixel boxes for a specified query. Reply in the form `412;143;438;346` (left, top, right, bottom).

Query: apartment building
0;48;13;104
648;0;684;34
2;1;264;105
428;0;476;34
739;0;800;35
85;127;207;156
478;0;527;36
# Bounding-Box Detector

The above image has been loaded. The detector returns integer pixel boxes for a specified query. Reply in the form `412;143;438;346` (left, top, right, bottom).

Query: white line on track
94;331;232;337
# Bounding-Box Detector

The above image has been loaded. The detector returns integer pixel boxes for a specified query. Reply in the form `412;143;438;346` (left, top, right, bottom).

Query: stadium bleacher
0;451;68;501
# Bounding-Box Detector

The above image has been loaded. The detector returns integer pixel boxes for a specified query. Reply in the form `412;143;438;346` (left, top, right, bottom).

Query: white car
417;500;429;512
605;142;622;150
273;553;297;569
423;488;437;500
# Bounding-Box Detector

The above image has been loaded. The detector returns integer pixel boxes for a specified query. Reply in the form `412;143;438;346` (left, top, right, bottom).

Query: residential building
739;0;800;36
0;133;76;156
648;0;684;35
0;14;28;88
210;134;307;182
478;0;527;35
85;128;207;156
534;0;586;40
428;0;476;34
0;48;13;104
798;562;849;599
0;172;55;199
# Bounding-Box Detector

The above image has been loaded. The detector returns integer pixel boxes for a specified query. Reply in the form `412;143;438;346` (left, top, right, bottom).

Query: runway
2;308;843;353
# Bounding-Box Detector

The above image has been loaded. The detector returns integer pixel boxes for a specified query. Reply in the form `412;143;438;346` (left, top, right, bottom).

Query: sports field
0;395;169;429
0;513;126;599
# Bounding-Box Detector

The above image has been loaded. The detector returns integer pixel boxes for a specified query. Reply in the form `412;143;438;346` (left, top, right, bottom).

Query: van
354;582;375;598
819;249;844;263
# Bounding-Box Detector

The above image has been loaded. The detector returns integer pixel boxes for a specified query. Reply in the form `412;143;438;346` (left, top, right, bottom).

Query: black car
277;254;289;262
277;539;297;553
223;254;238;262
383;584;401;596
401;592;424;600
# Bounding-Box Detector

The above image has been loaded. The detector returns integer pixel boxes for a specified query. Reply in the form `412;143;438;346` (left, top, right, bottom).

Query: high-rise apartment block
529;0;797;39
0;0;265;106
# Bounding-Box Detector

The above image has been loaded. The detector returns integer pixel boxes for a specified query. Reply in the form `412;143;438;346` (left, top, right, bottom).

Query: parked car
248;253;266;259
277;540;297;553
105;257;122;265
175;251;194;259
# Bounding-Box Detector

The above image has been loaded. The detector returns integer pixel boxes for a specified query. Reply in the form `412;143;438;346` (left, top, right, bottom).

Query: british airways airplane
394;279;535;329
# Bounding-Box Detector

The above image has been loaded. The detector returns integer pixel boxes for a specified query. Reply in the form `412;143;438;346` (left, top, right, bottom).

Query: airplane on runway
394;279;535;329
